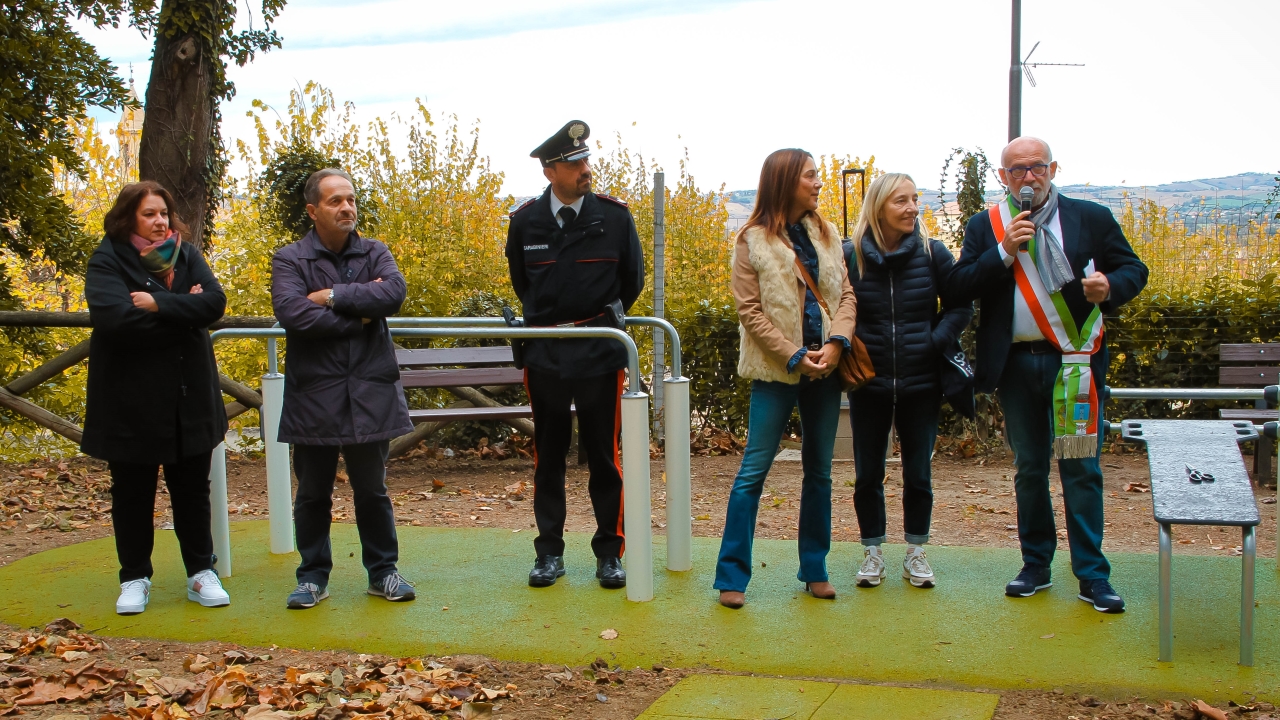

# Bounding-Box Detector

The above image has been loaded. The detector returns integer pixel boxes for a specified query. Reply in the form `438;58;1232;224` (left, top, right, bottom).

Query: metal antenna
1021;41;1084;88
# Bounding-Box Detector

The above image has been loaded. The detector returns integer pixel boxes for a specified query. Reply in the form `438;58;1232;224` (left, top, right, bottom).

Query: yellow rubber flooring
0;521;1273;703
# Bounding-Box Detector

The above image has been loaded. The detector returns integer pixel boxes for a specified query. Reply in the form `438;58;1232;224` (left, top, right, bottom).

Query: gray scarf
1023;184;1074;294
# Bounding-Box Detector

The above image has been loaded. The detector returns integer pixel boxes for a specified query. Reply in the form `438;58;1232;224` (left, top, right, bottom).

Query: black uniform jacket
82;236;229;465
505;188;645;378
946;194;1149;394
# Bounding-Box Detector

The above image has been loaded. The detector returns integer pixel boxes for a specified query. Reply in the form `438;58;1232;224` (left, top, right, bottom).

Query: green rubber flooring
636;675;1000;719
0;521;1274;703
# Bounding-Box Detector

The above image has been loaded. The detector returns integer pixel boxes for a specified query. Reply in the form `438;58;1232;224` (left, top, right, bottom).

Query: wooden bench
1218;343;1280;483
396;346;529;423
1119;419;1259;666
391;346;578;458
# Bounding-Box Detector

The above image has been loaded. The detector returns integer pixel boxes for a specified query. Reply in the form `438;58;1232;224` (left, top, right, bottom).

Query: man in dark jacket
271;168;415;609
505;121;645;589
948;137;1148;613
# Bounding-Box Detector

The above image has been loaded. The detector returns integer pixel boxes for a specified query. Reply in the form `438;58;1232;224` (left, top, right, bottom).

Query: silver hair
303;168;354;205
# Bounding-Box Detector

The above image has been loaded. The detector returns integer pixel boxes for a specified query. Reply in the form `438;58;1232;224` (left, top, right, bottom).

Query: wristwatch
325;289;335;308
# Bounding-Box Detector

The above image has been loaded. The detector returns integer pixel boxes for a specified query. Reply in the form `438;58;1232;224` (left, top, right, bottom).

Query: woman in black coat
82;181;231;615
842;173;972;591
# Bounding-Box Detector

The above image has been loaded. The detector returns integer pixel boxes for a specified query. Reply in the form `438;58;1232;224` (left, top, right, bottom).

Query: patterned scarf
1021;184;1074;294
130;232;181;289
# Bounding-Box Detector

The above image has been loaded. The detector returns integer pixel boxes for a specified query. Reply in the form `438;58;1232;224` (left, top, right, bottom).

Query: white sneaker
903;545;936;588
187;569;230;607
117;578;151;615
856;546;886;587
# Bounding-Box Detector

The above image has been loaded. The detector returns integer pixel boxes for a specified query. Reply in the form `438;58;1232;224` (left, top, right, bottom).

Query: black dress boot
529;556;565;587
596;556;626;589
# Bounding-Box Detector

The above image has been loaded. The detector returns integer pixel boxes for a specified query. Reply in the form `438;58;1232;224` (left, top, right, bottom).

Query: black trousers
109;452;215;583
849;388;940;545
292;441;399;586
525;367;625;559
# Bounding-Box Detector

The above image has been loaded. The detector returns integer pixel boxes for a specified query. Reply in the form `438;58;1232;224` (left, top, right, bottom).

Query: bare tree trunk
138;2;217;250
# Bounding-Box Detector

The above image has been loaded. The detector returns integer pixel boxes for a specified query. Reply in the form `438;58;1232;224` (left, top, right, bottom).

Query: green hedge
672;275;1280;439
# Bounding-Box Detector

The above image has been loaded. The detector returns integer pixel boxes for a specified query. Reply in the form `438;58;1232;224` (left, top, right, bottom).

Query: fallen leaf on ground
1040;634;1055;639
599;629;618;640
1191;699;1228;720
1124;482;1150;493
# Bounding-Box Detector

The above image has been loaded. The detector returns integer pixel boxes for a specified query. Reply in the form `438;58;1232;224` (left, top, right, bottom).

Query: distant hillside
725;173;1279;232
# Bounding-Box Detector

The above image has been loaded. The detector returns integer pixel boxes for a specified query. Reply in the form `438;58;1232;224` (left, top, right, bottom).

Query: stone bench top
1120;419;1260;527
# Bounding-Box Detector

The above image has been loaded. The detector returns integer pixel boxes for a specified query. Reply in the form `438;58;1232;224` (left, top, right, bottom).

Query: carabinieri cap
531;120;591;166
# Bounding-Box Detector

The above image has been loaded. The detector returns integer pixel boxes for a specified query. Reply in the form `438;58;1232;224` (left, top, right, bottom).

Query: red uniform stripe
613;369;626;557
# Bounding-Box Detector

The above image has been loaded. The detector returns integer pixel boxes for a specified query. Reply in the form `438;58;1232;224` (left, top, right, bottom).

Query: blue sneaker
1005;565;1052;597
286;582;328;609
1078;579;1125;613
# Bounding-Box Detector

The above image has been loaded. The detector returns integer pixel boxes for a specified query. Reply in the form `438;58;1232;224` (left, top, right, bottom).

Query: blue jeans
997;346;1110;581
714;374;841;593
849;388;939;545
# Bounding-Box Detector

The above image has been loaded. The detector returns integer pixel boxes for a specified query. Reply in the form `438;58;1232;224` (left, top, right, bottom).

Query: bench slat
400;367;525;389
409;405;533;421
1220;344;1280;363
1219;366;1280;386
1219;409;1279;421
396;346;514;368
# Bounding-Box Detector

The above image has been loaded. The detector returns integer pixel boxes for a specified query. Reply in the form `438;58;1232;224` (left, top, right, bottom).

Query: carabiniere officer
505;120;645;589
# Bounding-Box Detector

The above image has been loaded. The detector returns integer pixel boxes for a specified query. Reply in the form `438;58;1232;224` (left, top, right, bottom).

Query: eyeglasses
1003;164;1050;179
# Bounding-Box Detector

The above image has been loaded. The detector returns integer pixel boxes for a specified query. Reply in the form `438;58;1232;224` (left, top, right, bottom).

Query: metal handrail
384;315;683;379
211;325;643;395
1107;387;1266;401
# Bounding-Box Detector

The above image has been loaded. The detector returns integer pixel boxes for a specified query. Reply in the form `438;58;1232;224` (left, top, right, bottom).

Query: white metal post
621;391;653;602
260;372;294;554
208;442;232;577
663;377;691;571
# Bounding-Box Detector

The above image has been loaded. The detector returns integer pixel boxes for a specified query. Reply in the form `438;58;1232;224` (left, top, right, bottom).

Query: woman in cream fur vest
714;149;857;609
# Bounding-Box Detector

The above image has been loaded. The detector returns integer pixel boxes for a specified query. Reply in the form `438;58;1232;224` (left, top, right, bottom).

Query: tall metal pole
651;171;666;439
1009;0;1022;141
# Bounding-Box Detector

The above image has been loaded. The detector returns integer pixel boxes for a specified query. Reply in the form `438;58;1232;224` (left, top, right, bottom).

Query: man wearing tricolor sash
948;137;1148;613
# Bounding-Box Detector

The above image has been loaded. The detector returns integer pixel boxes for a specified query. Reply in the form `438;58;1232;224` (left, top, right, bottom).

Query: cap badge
569;123;585;147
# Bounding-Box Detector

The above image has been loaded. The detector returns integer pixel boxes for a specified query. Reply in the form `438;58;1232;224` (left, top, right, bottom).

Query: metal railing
207;317;692;601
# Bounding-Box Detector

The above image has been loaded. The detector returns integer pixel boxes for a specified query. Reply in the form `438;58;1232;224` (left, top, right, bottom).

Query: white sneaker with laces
117;578;151;615
187;569;230;607
856;546;886;587
903;545;936;588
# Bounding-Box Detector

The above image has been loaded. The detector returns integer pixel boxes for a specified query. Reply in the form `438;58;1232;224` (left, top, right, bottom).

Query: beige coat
732;214;857;384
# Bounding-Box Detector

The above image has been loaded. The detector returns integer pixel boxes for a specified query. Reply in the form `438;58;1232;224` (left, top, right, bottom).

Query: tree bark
138;2;217;250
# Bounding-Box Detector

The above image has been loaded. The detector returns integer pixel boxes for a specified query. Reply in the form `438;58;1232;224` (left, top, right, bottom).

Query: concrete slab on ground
636;674;999;719
0;521;1273;702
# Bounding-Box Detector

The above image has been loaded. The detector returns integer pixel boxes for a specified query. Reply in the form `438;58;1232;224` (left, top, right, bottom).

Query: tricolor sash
990;197;1104;459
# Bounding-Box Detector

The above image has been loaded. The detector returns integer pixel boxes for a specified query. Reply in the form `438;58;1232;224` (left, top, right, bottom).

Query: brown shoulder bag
792;256;875;392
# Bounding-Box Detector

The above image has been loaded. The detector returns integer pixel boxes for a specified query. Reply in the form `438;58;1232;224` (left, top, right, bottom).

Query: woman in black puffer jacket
842;173;972;591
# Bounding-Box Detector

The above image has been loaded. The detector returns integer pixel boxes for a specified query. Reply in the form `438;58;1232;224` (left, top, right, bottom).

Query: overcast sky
81;0;1279;197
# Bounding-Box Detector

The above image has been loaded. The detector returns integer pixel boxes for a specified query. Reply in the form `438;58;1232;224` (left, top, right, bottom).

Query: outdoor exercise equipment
209;318;690;602
1119;419;1259;666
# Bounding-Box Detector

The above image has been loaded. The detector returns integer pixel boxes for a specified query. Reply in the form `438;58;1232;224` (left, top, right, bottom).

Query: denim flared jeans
714;373;841;592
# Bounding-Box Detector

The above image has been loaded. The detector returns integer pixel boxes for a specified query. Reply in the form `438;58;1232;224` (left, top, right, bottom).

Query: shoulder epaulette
596;193;628;208
509;197;537;217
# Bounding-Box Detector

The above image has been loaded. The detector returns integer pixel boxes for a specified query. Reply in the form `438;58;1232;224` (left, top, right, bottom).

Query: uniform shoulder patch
595;193;628;208
509;197;537;217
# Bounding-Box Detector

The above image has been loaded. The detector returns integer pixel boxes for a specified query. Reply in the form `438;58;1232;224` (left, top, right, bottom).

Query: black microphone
1019;186;1034;213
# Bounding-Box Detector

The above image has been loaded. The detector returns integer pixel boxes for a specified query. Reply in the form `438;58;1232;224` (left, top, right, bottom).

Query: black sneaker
1078;578;1125;613
1005;565;1052;597
286;582;328;609
368;572;416;602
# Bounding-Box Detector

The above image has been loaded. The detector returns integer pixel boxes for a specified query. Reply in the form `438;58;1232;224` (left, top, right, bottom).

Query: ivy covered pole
138;0;285;250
